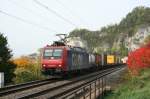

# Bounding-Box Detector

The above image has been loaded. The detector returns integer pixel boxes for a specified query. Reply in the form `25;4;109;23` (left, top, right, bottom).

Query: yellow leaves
13;56;34;68
12;56;46;84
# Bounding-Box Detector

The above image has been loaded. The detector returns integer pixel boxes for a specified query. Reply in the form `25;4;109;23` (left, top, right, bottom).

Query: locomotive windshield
43;49;62;59
53;49;62;57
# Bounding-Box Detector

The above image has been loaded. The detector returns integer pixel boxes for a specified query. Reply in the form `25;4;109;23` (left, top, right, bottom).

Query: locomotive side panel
67;50;89;71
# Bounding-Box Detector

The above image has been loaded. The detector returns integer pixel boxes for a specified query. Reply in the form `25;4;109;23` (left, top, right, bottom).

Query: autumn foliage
127;42;150;75
13;56;46;84
13;56;34;68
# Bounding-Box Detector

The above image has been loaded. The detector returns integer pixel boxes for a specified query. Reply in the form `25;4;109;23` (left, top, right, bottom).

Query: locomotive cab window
43;49;53;59
43;49;63;59
53;49;63;59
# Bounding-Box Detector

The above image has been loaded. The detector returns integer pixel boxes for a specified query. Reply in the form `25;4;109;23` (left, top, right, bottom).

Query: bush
14;64;46;84
13;56;46;84
127;42;150;75
105;68;150;99
14;68;34;83
13;56;34;68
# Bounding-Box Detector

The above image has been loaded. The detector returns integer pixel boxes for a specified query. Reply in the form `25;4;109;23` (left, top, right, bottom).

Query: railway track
0;66;123;99
0;77;60;97
19;67;122;99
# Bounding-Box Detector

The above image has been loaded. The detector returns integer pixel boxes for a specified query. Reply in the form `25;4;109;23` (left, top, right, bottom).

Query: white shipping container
0;72;4;88
89;54;95;64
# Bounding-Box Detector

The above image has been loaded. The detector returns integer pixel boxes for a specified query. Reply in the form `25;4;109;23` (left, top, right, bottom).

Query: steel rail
56;67;122;99
18;66;121;99
0;78;59;96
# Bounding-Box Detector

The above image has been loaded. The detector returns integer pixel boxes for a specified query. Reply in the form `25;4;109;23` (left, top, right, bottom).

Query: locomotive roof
44;45;87;53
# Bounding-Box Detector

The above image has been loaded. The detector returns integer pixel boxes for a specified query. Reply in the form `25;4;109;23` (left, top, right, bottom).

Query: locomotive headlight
58;65;61;67
43;64;46;67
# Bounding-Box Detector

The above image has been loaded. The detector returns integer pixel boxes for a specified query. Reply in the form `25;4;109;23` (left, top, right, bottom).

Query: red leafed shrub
127;42;150;75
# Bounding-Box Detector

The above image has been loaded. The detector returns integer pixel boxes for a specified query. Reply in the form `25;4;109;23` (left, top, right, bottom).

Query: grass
104;68;150;99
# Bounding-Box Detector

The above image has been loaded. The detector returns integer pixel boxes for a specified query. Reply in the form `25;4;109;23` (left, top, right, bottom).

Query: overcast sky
0;0;149;57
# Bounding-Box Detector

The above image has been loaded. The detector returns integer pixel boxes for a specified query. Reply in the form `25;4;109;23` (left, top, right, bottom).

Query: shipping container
67;49;89;71
89;54;96;65
107;55;115;64
95;54;101;66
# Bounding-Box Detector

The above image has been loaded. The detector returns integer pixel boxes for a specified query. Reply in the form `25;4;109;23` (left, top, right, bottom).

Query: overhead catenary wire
33;0;78;27
55;0;88;26
0;10;58;33
6;0;57;26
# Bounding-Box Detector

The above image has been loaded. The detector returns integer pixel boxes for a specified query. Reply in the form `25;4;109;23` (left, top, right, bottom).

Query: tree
0;33;16;84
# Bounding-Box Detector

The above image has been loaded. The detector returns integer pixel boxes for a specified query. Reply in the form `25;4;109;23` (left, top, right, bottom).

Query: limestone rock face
125;26;150;51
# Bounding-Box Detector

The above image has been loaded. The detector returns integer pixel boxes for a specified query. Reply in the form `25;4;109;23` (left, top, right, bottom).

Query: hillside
68;6;150;56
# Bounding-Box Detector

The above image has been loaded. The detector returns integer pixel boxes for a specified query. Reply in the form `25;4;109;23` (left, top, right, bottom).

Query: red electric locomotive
41;41;90;75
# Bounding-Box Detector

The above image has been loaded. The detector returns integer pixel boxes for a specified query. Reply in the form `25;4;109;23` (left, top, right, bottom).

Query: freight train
41;41;121;75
